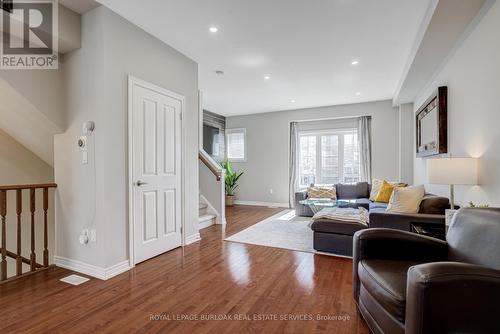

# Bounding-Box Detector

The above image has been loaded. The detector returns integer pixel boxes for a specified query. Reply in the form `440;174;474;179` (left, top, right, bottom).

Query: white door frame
127;75;186;267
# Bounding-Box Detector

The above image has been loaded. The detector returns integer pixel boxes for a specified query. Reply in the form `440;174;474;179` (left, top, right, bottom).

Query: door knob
136;180;148;187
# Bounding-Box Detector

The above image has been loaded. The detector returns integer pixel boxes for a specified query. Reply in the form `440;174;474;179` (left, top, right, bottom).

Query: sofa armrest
352;228;447;301
294;190;314;217
294;190;308;204
353;228;448;262
406;262;500;334
369;211;444;232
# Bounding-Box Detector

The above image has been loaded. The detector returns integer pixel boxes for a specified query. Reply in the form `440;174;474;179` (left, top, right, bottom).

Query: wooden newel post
16;189;22;276
30;188;36;272
1;190;7;281
43;187;49;267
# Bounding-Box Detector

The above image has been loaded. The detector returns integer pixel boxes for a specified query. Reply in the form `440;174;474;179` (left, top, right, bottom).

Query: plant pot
226;195;235;207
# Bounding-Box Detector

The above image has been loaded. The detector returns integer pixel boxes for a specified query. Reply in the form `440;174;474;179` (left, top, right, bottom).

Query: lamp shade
427;158;478;185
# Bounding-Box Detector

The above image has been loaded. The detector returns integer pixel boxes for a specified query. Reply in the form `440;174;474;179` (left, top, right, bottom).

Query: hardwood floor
0;205;369;334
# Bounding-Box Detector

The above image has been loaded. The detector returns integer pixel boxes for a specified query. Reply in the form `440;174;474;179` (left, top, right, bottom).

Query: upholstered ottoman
310;208;368;256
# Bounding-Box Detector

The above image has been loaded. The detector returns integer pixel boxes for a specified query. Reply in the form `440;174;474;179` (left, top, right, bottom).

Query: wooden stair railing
199;152;222;181
0;183;57;283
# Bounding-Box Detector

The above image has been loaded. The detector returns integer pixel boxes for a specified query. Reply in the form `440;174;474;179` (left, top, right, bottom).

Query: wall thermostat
79;121;94;165
82;121;95;135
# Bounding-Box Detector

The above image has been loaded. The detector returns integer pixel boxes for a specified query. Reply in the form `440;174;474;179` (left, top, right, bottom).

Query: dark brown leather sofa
353;208;500;334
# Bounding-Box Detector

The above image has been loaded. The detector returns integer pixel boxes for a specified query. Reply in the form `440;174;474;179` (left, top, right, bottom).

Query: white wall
0;66;65;165
226;100;404;205
0;4;83;166
55;6;199;271
0;129;54;184
55;7;107;268
413;0;500;206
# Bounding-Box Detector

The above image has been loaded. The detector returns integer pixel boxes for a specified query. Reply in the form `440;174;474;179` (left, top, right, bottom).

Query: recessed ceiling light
355;92;361;96
264;75;271;80
209;26;218;33
290;99;296;103
351;60;359;65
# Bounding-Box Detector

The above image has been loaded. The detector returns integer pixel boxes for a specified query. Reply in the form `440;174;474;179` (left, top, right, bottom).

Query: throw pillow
369;179;383;201
387;185;425;214
419;196;450;214
370;179;408;201
336;182;369;199
374;181;405;203
307;186;336;199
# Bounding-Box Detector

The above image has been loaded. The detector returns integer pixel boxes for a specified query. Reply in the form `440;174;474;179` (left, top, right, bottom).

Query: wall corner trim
54;256;131;280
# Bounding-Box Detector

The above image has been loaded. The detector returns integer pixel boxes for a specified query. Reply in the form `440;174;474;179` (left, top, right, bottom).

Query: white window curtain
289;122;298;208
358;116;372;182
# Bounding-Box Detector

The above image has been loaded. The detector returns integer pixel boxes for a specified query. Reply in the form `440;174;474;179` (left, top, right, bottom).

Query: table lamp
427;157;478;209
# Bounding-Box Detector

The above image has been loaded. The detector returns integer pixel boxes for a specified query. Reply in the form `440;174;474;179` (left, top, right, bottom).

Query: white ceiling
97;0;432;116
393;0;487;105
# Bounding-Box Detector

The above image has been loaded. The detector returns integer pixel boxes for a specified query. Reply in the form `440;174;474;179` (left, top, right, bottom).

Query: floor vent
60;274;90;286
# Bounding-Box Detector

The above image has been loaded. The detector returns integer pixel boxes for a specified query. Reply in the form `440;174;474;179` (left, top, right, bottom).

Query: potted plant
222;159;243;206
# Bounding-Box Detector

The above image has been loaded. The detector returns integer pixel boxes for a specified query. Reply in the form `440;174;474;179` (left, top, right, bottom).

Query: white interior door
130;77;183;264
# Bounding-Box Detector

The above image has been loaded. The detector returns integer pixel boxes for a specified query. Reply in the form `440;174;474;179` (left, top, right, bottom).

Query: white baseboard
234;200;290;208
104;260;132;279
185;233;201;245
55;256;103;279
55;256;131;280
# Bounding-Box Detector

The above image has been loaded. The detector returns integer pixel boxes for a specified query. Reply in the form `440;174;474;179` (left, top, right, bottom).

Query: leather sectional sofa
295;182;450;256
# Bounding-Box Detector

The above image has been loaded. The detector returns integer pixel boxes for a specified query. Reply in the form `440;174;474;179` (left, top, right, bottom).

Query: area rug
224;210;314;253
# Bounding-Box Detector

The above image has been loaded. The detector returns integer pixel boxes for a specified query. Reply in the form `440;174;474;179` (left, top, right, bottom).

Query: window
226;128;246;161
298;129;359;187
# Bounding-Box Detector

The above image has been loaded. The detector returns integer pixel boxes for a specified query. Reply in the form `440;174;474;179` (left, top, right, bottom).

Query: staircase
198;150;226;227
0;183;57;283
198;202;216;229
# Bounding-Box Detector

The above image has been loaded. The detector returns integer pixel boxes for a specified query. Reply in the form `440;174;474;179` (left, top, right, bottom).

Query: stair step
199;202;208;216
198;214;216;229
198;214;215;222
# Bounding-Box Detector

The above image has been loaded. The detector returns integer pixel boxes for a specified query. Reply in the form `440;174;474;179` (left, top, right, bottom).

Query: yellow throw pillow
307;186;336;200
374;181;405;203
370;179;408;201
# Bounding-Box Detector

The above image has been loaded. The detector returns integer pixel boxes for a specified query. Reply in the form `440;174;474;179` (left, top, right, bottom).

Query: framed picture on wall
416;86;448;157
